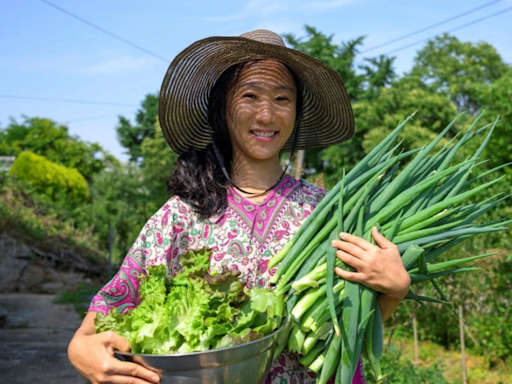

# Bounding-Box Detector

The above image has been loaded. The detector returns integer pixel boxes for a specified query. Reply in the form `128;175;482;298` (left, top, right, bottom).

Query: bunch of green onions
268;112;510;383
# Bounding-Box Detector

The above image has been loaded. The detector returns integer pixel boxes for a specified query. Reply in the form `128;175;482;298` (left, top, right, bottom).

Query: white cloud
253;20;303;36
245;0;289;15
198;0;355;22
196;0;355;24
73;55;154;75
198;0;289;22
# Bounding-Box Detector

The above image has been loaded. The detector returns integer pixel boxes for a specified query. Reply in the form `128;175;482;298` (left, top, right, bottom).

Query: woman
68;29;410;384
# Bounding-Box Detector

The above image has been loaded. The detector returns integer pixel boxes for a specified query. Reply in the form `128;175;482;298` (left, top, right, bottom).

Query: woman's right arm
67;199;179;383
68;311;161;384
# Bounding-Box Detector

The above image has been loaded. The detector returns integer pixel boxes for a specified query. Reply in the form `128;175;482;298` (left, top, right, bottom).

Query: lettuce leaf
94;248;284;354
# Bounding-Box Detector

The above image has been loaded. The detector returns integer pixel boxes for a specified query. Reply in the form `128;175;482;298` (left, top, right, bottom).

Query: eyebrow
238;81;295;93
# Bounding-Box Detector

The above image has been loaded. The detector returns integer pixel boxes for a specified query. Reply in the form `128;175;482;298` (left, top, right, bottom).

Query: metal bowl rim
116;319;288;358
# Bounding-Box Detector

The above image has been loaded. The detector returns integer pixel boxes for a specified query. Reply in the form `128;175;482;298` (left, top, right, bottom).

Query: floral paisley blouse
89;175;365;384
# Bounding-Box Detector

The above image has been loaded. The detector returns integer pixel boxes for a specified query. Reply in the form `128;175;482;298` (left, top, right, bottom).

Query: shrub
9;151;90;203
364;344;448;384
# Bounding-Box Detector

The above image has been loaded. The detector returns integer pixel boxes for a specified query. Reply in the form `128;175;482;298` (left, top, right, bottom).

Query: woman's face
225;60;297;164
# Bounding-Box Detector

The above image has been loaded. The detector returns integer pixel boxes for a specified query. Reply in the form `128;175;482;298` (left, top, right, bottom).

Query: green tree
284;26;365;99
140;121;178;213
0;116;115;180
76;120;178;263
411;34;509;114
283;26;397;184
117;93;159;162
408;33;512;244
76;163;155;262
407;34;511;171
474;68;512;169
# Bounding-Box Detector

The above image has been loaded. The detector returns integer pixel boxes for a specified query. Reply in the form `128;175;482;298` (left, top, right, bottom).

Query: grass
0;173;105;264
54;283;102;319
390;335;512;384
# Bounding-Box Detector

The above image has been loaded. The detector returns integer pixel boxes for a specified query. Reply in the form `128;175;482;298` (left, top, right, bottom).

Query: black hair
167;61;303;219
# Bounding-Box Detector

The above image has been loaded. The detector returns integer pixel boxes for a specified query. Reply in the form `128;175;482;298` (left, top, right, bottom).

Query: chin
247;150;279;161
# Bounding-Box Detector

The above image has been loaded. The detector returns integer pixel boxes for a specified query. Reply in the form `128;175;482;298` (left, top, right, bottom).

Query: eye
243;93;257;99
276;96;290;101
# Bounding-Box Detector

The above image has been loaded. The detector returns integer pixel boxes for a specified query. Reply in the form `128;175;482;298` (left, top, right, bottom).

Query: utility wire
27;1;510;120
362;0;504;53
384;6;512;55
39;0;170;63
0;94;137;107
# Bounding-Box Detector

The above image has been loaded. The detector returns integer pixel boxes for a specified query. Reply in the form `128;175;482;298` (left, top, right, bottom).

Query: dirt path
0;293;87;384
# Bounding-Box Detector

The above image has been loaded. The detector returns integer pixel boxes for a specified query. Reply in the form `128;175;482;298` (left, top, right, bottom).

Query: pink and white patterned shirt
89;175;365;384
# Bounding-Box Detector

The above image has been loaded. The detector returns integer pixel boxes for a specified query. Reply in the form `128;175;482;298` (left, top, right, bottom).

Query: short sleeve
88;197;179;315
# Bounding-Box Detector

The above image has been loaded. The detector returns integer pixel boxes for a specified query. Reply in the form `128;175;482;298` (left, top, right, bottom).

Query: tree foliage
2;25;512;368
284;27;512;367
139;120;178;212
0;117;115;180
9;151;90;203
411;34;509;114
72;122;177;262
475;68;512;169
74;163;156;262
284;26;397;185
116;93;159;162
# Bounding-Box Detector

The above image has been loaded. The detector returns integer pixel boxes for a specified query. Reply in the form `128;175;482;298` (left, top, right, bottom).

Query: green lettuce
95;248;284;354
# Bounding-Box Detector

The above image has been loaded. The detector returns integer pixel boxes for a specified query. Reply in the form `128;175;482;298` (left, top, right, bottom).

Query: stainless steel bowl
115;320;290;384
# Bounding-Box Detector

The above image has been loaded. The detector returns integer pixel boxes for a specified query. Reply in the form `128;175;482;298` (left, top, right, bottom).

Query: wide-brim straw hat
159;29;354;154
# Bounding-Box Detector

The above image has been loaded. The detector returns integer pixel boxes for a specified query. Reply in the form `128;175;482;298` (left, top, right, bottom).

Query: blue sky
1;0;511;162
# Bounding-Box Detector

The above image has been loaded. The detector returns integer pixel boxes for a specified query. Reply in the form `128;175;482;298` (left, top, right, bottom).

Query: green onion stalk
269;112;510;383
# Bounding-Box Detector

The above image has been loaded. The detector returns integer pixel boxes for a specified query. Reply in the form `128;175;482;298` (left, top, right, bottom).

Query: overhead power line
384;6;512;55
0;94;137;107
362;0;504;53
39;0;170;63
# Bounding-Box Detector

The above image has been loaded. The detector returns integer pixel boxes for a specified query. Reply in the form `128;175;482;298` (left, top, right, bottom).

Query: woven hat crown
158;29;354;154
239;30;286;46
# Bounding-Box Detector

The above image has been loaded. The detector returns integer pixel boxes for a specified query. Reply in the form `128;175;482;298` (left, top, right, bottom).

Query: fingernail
151;375;159;383
331;240;336;246
340;232;347;239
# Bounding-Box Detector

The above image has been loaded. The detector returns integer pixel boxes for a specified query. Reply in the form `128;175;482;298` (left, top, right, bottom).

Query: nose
255;101;276;125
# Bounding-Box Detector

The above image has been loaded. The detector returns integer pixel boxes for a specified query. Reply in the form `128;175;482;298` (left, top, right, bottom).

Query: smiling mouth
251;130;277;138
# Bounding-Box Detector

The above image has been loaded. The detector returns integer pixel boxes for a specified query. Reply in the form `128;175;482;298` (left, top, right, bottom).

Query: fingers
331;236;371;262
337;231;375;251
334;267;364;283
109;375;160;384
99;332;161;383
335;250;364;270
371;226;395;249
101;331;131;352
111;362;161;384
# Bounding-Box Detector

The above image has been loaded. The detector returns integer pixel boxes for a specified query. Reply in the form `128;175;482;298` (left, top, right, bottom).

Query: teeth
252;131;276;137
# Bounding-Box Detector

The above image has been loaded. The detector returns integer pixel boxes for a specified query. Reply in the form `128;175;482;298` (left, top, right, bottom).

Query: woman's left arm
332;226;411;321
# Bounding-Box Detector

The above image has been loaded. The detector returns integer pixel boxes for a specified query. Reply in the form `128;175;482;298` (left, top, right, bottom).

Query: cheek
225;105;240;134
282;109;297;132
228;104;252;130
226;112;249;147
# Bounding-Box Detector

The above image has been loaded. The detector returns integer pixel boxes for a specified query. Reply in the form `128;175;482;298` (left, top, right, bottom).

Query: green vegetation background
1;29;511;382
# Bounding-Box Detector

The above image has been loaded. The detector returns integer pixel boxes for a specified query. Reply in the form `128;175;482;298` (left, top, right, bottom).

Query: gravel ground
0;293;87;384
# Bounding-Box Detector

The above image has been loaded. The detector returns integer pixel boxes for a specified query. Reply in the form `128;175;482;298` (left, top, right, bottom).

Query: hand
332;226;410;301
68;312;160;384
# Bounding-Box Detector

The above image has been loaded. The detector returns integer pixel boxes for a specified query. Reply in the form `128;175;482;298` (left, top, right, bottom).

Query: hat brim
159;36;354;154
